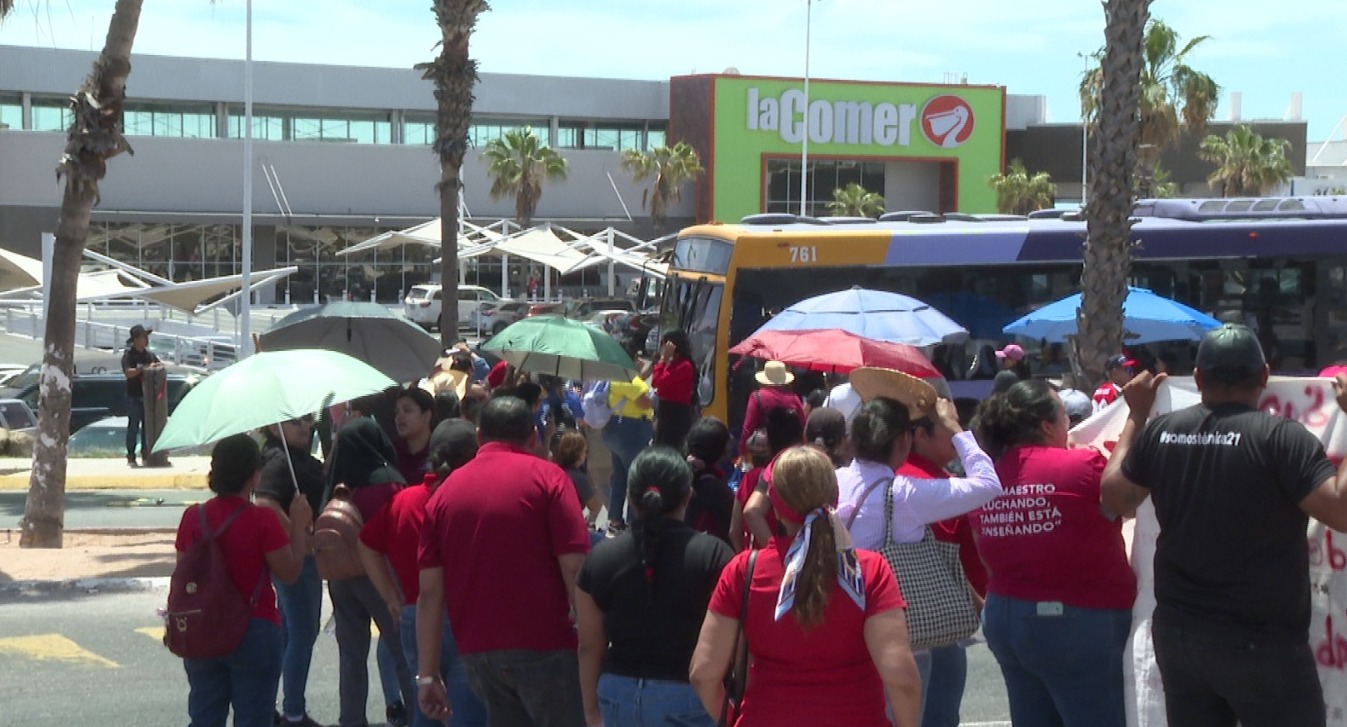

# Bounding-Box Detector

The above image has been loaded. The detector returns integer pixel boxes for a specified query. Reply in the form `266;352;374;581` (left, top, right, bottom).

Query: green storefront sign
710;76;1005;218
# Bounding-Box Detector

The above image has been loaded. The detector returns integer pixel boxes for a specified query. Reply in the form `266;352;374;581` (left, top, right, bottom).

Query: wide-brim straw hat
847;366;938;420
422;367;469;400
755;360;795;387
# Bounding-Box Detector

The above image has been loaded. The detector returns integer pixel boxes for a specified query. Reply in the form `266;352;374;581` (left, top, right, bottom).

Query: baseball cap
1195;324;1266;382
1058;388;1092;425
1104;354;1136;372
994;344;1025;361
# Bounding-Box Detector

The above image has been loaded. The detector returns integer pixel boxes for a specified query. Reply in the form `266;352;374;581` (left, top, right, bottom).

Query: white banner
1069;376;1347;727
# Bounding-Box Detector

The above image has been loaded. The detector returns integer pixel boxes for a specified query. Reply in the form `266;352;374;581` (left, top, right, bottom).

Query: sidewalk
0;456;209;592
0;455;212;491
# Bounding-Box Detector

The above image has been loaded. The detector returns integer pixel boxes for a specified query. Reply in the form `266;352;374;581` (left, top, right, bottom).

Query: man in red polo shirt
416;396;591;727
900;412;989;727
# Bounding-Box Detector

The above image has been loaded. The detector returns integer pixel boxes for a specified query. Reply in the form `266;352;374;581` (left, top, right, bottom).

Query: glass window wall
123;103;216;138
0;94;21;130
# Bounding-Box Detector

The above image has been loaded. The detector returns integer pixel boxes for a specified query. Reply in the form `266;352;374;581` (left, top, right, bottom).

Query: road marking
0;634;119;668
135;626;164;643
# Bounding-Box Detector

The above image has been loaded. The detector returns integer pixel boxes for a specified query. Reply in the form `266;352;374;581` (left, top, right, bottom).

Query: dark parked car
12;372;202;433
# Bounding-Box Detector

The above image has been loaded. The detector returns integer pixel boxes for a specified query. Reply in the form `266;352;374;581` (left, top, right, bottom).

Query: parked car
476;300;530;335
67;416;212;457
567;297;636;318
525;302;566;317
0;398;37;436
12;372;202;434
404;284;503;331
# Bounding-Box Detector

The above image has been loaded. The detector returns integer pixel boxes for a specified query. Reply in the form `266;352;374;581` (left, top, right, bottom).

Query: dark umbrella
258;302;440;383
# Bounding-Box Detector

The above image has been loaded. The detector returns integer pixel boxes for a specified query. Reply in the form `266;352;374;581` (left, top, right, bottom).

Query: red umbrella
729;328;942;378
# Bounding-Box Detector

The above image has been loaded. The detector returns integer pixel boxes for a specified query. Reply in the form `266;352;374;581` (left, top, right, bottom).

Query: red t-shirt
1092;381;1120;411
898;453;988;598
739;387;807;455
709;539;905;727
360;473;437;603
969;445;1136;609
174;496;289;625
651;358;695;405
418;441;591;654
736;466;780;550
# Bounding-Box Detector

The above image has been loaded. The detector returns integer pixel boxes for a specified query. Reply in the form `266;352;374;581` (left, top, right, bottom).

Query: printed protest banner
1070;376;1347;726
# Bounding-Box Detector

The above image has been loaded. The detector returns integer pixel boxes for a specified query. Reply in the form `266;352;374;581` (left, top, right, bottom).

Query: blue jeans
183;618;283;727
601;416;652;525
921;643;967;727
274;555;322;719
597;674;713;727
983;594;1130;727
400;605;487;727
378;635;401;707
461;649;585;727
1151;610;1324;727
126;393;145;459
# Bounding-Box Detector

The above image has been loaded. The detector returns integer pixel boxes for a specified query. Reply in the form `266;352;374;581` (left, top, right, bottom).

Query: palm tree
1199;125;1294;197
2;0;143;548
1075;0;1152;389
482;127;567;228
417;0;490;346
620;140;704;234
1081;17;1218;198
1149;162;1179;198
824;183;884;218
988;159;1056;215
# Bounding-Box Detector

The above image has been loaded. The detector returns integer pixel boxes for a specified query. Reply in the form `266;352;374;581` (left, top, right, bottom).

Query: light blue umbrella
1002;287;1221;343
755;286;969;347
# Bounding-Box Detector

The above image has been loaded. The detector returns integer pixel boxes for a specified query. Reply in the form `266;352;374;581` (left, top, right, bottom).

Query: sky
2;0;1344;141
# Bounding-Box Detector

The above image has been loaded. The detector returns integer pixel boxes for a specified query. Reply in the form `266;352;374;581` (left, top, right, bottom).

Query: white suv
404;284;503;331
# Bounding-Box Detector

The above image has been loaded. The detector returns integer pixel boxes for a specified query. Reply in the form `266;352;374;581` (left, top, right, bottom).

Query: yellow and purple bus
659;197;1347;426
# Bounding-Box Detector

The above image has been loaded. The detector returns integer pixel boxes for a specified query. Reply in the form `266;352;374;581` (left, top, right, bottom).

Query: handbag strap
844;475;894;530
721;549;759;725
199;501;268;606
882;477;898;547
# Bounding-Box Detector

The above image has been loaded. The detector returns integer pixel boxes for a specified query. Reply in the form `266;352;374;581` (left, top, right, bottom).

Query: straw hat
423;367;469;400
755;360;795;387
847;366;938;420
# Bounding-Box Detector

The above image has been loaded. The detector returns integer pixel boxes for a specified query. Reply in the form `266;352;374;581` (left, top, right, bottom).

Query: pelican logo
920;95;975;148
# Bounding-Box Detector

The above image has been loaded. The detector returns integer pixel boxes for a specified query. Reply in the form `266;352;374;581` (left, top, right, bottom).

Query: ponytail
794;511;838;629
626;447;693;595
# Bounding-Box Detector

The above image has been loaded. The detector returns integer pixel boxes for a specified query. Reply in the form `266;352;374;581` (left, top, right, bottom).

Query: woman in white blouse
835;395;1001;720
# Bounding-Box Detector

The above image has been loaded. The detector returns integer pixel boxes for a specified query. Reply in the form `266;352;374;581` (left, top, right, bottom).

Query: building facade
0;45;1309;303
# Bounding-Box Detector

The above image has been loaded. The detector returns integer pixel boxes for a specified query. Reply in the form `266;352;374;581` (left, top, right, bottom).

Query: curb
0;471;208;491
0;576;169;595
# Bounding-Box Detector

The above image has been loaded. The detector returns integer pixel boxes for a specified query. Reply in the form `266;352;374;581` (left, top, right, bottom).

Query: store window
30;98;72;132
124;103;216;138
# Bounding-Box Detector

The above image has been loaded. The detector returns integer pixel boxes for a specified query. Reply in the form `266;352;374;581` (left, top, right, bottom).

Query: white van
404;284;503;330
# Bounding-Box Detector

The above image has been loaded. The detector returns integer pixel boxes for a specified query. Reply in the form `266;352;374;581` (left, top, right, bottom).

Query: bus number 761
789;245;818;264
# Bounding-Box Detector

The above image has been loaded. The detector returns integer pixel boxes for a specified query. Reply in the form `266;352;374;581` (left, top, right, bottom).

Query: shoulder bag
719;549;759;727
846;476;980;651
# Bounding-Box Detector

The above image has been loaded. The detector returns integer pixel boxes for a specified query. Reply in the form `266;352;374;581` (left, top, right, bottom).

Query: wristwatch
415;674;441;688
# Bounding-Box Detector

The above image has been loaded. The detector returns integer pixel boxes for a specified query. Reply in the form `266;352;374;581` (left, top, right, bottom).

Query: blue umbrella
1002;287;1221;343
756;286;969;347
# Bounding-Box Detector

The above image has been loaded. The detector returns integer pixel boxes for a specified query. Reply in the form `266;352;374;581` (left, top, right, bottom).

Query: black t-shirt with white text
577;522;733;681
1122;402;1336;640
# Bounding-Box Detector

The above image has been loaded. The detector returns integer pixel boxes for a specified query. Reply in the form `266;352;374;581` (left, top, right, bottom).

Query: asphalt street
0;585;1012;726
0;488;198;530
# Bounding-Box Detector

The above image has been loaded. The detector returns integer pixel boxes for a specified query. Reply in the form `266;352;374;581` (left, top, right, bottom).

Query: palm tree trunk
424;2;488;347
21;0;142;548
1076;0;1150;389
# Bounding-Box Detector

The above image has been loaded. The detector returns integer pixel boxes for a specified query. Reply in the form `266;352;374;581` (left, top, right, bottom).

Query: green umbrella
153;349;395;452
482;314;640;382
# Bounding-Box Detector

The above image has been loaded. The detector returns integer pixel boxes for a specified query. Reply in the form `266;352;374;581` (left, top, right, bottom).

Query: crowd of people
170;322;1347;727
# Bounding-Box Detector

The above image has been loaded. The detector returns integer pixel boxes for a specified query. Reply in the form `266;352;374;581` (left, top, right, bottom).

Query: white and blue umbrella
755;286;969;347
1002;287;1221;343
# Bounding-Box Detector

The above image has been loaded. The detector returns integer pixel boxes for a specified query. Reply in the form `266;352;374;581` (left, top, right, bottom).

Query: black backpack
163;504;266;660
